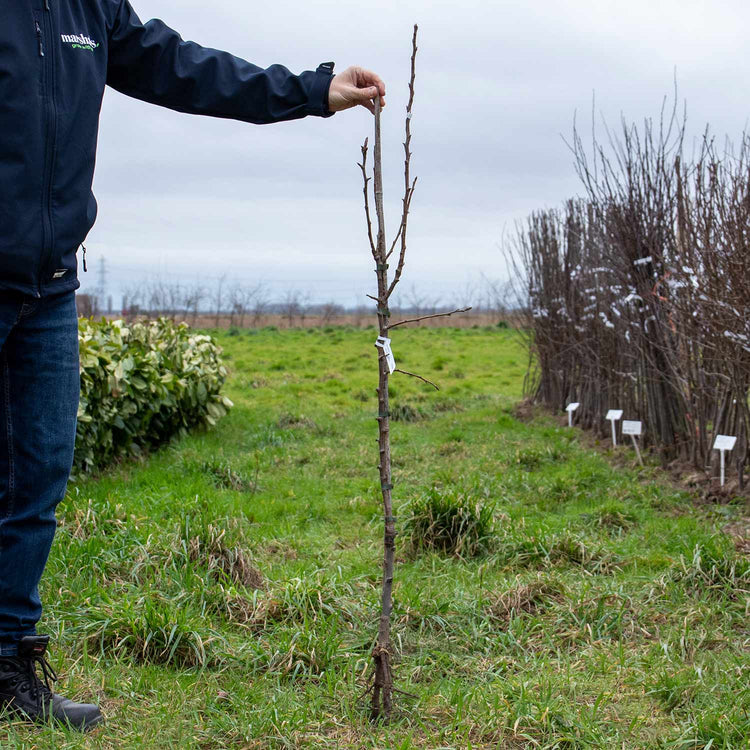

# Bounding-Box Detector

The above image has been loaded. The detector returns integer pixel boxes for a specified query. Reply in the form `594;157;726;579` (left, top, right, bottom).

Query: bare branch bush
506;102;750;485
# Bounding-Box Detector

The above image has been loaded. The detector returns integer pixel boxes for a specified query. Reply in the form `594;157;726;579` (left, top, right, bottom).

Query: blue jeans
0;291;79;656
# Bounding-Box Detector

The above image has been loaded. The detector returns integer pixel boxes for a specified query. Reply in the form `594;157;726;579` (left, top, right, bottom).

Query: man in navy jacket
0;0;384;731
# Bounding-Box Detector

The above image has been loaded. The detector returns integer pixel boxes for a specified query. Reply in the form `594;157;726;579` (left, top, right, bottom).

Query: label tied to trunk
375;336;396;374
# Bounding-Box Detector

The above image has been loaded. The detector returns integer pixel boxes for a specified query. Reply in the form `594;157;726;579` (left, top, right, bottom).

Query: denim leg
0;295;22;657
0;292;79;655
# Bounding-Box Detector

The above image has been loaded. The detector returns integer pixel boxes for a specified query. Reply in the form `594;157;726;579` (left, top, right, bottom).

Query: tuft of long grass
647;669;698;713
248;571;371;631
276;412;318;431
199;457;257;492
672;540;750;600
582;501;639;535
401;487;495;557
80;593;224;668
183;520;264;589
391;402;428;422
492;532;618;574
485;576;565;624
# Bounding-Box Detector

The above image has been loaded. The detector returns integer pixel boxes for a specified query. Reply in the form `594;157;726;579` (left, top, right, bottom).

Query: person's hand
327;66;386;114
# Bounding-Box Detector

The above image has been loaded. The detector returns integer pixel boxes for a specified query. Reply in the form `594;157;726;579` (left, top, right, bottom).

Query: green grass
3;326;749;748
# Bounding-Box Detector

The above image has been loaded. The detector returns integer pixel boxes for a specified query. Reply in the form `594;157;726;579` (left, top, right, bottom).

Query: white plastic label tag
714;435;737;451
622;420;642;436
605;410;623;421
566;402;580;412
375;336;396;374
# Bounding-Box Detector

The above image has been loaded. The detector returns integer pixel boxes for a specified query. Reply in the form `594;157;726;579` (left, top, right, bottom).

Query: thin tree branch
385;178;417;262
387;306;472;330
373;116;386;265
394;368;439;390
385;26;418;297
359;139;376;257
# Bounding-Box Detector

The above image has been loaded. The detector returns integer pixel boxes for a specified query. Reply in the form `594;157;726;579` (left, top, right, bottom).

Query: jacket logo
60;33;99;52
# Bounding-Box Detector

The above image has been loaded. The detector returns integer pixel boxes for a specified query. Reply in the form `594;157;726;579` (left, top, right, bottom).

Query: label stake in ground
713;434;737;487
565;402;579;427
605;409;623;446
622;420;643;466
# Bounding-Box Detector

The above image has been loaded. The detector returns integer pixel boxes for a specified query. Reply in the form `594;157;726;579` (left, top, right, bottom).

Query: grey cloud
82;0;750;306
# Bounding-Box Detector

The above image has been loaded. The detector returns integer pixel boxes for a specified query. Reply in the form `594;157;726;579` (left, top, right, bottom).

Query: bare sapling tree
280;289;307;328
358;25;470;721
184;283;206;325
165;282;184;320
213;274;227;327
251;286;270;327
319;301;343;325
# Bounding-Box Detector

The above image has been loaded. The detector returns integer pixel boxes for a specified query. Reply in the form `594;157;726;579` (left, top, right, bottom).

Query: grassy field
2;327;748;749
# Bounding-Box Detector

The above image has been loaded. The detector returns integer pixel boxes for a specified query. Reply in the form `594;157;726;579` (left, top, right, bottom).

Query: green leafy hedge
76;318;232;474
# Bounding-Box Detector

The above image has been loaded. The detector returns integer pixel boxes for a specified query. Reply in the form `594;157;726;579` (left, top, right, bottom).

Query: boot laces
2;653;59;706
26;652;58;702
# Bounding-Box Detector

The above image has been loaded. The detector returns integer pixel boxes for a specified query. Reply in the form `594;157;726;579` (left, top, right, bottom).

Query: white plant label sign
622;420;642;436
713;434;737;487
622;420;644;466
605;409;623;446
566;402;579;427
714;435;737;452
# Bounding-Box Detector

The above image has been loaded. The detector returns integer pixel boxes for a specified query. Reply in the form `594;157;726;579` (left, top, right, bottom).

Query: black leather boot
0;635;103;731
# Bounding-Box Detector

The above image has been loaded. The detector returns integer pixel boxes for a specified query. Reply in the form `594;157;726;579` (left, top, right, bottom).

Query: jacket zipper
35;21;44;57
36;1;57;297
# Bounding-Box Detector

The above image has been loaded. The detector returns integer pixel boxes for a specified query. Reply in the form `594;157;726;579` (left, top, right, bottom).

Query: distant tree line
508;105;750;485
78;276;515;328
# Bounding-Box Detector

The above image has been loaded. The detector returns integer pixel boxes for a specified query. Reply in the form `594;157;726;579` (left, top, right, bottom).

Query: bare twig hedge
507;107;750;487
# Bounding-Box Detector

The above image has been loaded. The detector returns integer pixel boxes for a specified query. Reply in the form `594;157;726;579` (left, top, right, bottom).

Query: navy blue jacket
0;0;334;298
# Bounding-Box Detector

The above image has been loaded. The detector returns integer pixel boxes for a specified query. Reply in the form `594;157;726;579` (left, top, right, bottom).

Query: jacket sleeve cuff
306;62;335;118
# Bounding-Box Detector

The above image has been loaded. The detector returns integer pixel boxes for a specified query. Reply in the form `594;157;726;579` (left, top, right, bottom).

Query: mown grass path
3;328;748;748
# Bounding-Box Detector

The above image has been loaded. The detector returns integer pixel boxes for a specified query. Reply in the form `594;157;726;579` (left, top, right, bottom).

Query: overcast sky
81;0;750;308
